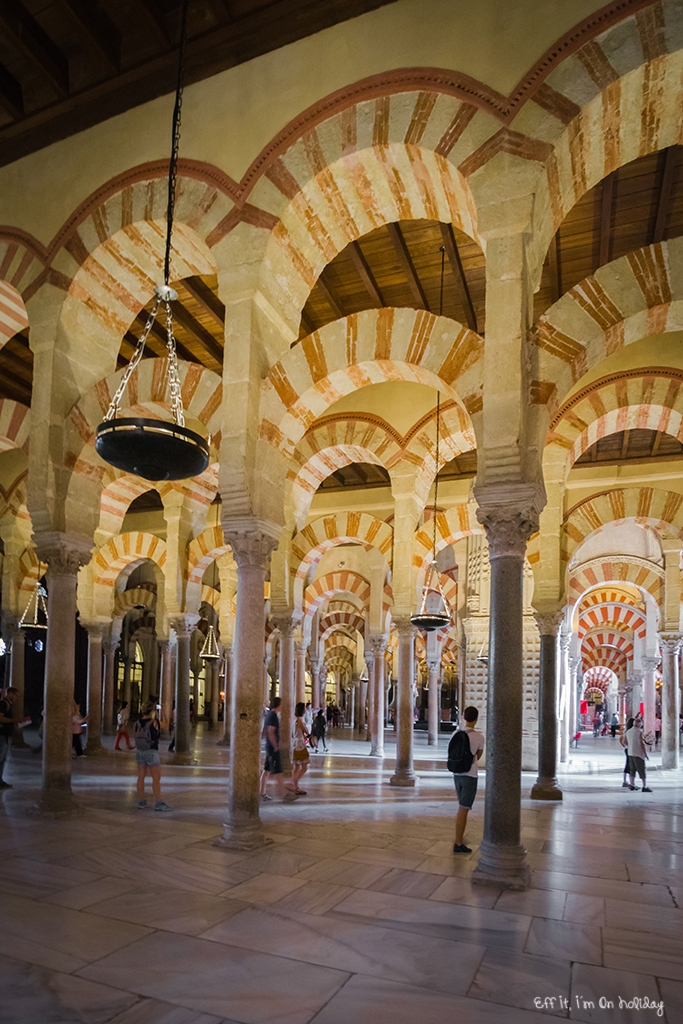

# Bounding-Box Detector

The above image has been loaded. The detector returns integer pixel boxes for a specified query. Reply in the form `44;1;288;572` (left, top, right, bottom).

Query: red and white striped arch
304;570;371;620
93;532;167;587
0;399;30;453
581;631;634;660
582;646;628;677
583;666;616;695
0;281;28;349
292;511;392;580
578;603;646;640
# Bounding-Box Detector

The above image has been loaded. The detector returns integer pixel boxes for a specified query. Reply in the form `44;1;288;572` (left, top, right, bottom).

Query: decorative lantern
19;584;48;630
200;624;220;660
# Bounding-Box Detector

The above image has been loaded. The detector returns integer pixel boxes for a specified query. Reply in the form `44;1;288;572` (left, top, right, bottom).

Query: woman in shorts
292;702;311;795
134;701;171;811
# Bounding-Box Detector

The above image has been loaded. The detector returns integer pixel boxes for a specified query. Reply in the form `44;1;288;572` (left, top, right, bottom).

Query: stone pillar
83;623;107;756
218;527;277;850
209;657;220;729
159;639;174;735
348;684;355;730
427;658;440;747
10;626;27;747
369;637;387;757
218;647;232;746
295;641;306;705
365;661;374;743
390;621;416;787
531;610;563;801
102;639;117;735
310;656;322;708
171;617;196;764
122;656;132;705
36;536;89;815
659;634;682;770
276;621;295;773
472;505;537;890
558;631;571;764
642;655;658;744
359;677;368;734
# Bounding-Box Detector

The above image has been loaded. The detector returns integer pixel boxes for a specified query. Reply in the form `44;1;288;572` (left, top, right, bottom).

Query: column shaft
173;629;192;763
390;624;416;786
427;662;440;746
159;640;174;735
295;644;306;705
531;614;563;800
84;631;105;755
102;640;116;735
217;648;231;746
371;647;386;757
278;628;295;773
10;629;27;747
366;661;375;743
660;635;681;770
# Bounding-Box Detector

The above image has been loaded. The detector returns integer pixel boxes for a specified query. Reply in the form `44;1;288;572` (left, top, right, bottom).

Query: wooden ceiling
314;448;478;494
0;0;396;166
574;427;683;467
0;330;32;404
299;219;485;340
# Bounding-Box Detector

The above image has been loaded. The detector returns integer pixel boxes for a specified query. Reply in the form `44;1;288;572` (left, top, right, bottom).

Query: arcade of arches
3;0;683;972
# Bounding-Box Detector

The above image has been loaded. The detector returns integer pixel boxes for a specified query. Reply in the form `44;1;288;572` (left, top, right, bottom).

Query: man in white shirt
451;706;485;853
623;716;652;792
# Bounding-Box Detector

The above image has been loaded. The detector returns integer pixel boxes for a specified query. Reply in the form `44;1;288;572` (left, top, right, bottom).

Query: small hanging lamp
95;0;209;483
411;247;453;634
19;583;49;630
200;623;220;660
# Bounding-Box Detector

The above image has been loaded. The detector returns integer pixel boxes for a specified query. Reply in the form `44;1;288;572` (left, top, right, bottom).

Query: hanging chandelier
19;583;49;630
200;623;220;660
411;247;453;634
95;0;209;483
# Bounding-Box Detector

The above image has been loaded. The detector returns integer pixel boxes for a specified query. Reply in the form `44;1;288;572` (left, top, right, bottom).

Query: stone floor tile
271;880;354;915
468;947;571;1016
85;888;250;935
0;956;139;1024
657;977;683;1024
367;867;444;898
78;929;349;1023
41;875;139;910
570;962;664;1023
219;871;307;905
531;869;675;906
562;894;605;927
298;856;391;888
235;847;319;875
108;1001;228;1024
603;897;683;934
429;875;500;909
603;928;683;981
525;917;602;966
494;887;567;921
338;845;426;869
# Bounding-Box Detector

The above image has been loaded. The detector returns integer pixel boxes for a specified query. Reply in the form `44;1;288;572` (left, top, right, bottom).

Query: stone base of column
34;786;82;818
530;777;562;801
389;769;416;787
215;821;272;851
84;738;107;756
472;840;530;891
12;730;29;749
171;751;193;765
216;737;230;747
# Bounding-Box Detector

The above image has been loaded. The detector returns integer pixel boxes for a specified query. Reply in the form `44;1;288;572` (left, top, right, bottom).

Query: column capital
309;655;323;673
474;498;539;561
273;615;298;638
222;520;279;571
34;533;92;576
171;614;199;639
659;632;683;654
426;656;441;672
533;610;564;636
559;631;572;654
368;634;388;657
158;638;175;653
102;638;118;656
393;618;415;638
642;655;661;671
79;619;110;640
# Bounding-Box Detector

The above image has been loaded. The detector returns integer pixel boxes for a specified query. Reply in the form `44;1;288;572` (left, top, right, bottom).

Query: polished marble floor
1;728;681;1024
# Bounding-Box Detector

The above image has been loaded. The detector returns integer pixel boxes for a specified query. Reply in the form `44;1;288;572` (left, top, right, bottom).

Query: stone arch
93;532;167;587
260;308;482;458
563;487;683;562
413;502;481;573
0;281;28;350
578;602;647;640
16;546;46;596
534;240;683;411
582;631;634;659
185;527;234;611
0;230;46;299
0;400;30;453
567;557;664;606
304;570;371;619
292;512;393;581
583;646;628;677
577;585;644;611
583;666;615;694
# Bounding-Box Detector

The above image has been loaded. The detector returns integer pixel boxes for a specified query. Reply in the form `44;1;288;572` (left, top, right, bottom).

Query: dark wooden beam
547;232;561;304
316;274;344;320
652;146;678;245
60;1;121;72
620;429;630;461
0;62;23;120
591;443;598;463
0;1;70;96
439;223;477;331
354;464;368;484
181;277;225;326
651;431;662;458
170;304;224;365
386;222;427;309
138;0;172;47
599;172;615;268
348;241;384;306
131;317;196;365
300;310;316;337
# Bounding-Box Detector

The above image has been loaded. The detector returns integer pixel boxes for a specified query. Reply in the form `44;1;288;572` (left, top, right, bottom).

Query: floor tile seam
464;972;572;1019
66;921;162;974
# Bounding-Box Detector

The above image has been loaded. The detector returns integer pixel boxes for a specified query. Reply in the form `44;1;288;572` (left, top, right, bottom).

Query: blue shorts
136;749;161;767
453;775;478;809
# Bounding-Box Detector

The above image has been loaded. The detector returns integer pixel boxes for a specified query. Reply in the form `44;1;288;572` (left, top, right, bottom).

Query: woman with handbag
292;702;311;795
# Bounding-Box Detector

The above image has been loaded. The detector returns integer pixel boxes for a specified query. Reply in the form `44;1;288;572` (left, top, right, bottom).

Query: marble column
359;677;368;734
277;621;295;773
369;637;387;757
558;631;571;764
10;626;27;748
642;655;658;744
102;639;117;735
390;621;416;787
348;684;355;730
659;634;682;770
83;624;107;756
365;661;374;743
472;506;537;890
171;617;195;764
208;656;220;729
122;657;132;705
217;648;232;746
427;658;440;747
531;611;563;801
310;656;322;708
295;641;306;705
218;528;277;850
36;536;89;815
159;639;174;735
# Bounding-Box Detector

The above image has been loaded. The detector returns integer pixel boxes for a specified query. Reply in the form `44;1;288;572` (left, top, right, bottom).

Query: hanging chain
163;298;185;427
104;299;161;420
164;0;189;286
432;390;441;559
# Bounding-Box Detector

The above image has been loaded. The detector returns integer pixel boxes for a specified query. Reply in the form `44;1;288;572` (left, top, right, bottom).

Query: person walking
0;686;30;789
71;701;87;757
259;697;297;802
168;701;176;752
448;706;485;854
292;702;311;795
655;715;662;745
622;715;652;792
311;708;328;752
134;701;171;811
115;701;134;750
304;701;314;733
610;712;619;738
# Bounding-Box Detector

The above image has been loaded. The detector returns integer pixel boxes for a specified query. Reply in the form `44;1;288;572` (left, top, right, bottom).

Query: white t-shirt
453;726;485;778
626;726;646;759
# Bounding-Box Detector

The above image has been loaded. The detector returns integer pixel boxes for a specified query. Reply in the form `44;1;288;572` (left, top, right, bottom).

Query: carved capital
102;639;118;656
534;610;564;637
158;639;175;655
476;506;539;560
642;655;661;672
35;533;92;578
273;615;297;638
80;620;110;641
659;632;683;655
393;618;415;638
171;614;199;639
559;631;572;654
222;522;279;571
368;634;388;658
309;656;323;675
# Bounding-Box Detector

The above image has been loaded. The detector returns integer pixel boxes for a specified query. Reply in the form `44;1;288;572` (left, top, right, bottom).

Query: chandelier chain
104;298;161;421
163;299;186;427
164;0;189;286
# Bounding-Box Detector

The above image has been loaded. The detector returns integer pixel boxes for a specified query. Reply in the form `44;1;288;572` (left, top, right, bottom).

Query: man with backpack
447;706;485;853
134;701;171;811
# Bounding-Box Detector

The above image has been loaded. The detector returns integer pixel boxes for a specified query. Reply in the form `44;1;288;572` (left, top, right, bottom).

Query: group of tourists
259;698;332;802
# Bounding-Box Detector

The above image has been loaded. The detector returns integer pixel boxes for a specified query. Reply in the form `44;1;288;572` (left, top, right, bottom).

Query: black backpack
447;730;474;773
